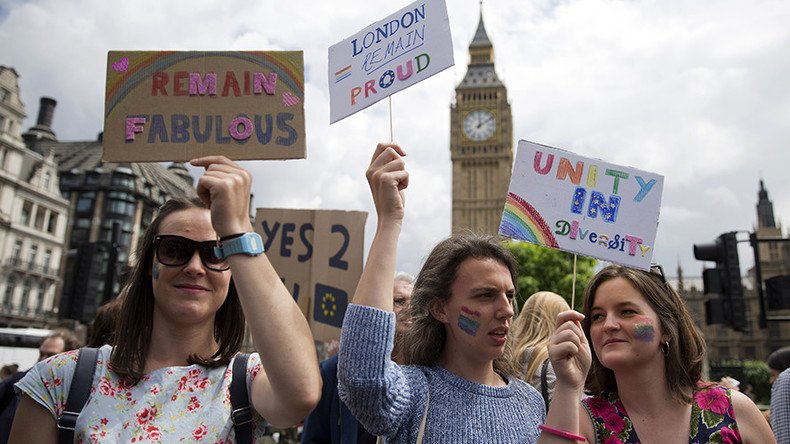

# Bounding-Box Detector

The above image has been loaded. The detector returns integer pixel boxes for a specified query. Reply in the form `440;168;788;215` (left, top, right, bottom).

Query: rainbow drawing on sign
499;192;560;248
335;65;352;83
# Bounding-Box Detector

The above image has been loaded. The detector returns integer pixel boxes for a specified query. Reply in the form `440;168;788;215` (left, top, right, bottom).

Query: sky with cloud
2;0;788;279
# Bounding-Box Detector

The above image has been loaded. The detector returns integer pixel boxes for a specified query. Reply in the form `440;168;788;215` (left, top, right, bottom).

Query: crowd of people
0;146;785;443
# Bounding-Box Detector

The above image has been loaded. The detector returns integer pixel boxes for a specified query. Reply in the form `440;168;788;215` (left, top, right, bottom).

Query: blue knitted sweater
338;304;545;443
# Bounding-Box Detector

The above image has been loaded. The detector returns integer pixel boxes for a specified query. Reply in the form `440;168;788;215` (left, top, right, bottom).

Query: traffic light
766;275;790;309
693;232;747;331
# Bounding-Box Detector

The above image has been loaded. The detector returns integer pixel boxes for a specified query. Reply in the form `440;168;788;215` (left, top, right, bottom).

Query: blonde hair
510;291;570;381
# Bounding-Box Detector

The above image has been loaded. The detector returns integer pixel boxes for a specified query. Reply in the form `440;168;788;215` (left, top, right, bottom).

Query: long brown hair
582;265;705;404
510;291;570;381
110;198;245;385
401;233;519;377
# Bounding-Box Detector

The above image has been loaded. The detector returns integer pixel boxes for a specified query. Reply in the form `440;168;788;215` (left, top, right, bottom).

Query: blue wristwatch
214;232;264;259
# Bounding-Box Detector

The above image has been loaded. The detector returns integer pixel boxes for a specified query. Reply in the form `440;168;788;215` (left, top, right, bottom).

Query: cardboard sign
328;0;454;123
499;141;664;270
103;51;306;162
254;208;367;342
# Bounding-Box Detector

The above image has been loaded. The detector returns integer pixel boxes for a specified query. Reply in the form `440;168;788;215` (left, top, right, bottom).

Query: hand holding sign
366;143;409;223
191;156;254;238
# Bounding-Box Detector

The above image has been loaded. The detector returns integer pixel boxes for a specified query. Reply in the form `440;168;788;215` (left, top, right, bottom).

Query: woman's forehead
157;208;214;237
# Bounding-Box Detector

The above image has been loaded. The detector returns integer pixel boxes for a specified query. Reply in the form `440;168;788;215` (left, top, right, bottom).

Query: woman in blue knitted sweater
337;143;591;443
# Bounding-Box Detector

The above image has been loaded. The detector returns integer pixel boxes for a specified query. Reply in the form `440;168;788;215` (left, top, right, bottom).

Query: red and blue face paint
458;306;481;337
633;316;655;342
152;263;161;280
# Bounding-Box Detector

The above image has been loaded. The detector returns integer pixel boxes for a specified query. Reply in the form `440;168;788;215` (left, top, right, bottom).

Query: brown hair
582;265;706;404
401;233;519;376
87;296;124;348
510;291;570;381
110;198;245;385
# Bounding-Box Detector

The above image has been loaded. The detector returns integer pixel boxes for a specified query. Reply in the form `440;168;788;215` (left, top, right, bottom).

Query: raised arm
190;156;320;427
337;143;416;438
352;143;408;309
538;310;592;444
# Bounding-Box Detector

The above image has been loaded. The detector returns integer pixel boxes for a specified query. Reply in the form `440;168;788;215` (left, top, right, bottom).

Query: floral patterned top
582;384;741;444
15;345;268;443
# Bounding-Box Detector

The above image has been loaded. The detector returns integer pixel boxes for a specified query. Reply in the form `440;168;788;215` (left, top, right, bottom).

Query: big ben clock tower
450;9;513;234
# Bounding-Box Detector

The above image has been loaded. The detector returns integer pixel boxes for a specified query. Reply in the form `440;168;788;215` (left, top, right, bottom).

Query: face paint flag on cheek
152;263;160;280
633;316;655;342
458;306;481;336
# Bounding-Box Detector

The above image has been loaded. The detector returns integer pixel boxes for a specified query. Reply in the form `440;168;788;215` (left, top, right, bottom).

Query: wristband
538;424;586;442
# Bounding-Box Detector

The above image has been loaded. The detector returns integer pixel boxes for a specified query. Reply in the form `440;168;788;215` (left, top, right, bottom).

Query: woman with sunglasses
11;156;321;442
547;264;775;443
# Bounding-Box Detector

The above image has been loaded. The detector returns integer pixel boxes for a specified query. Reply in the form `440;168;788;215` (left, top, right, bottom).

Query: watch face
463;109;496;141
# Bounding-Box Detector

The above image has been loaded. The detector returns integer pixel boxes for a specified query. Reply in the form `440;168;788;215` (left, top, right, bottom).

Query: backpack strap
58;347;99;444
230;353;252;444
540;358;551;413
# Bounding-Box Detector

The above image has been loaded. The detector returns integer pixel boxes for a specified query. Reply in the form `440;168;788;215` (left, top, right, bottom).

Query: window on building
34;207;46;230
59;172;80;188
11;239;23;263
76;192;96;214
0;115;6;133
111;172;136;189
36;282;47;314
85;172;101;186
105;191;136;217
20;279;31;315
0;88;9;102
3;275;16;310
28;245;38;266
47;212;59;234
43;249;52;274
42;171;52;190
21;200;33;225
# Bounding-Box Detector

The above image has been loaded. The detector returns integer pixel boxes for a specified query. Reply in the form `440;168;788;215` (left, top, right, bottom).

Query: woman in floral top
11;156;321;442
549;265;774;444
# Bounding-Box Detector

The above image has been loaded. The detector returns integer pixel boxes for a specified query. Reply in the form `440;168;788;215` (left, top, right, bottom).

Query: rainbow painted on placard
105;51;304;118
499;192;559;248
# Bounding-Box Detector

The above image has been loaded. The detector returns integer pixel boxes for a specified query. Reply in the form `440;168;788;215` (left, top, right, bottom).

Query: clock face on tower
463;109;496;141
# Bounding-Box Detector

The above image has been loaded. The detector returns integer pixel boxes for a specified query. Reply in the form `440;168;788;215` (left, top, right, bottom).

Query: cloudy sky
2;0;788;280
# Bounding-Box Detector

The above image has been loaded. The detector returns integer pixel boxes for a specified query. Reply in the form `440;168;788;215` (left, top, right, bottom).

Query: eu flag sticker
313;283;348;328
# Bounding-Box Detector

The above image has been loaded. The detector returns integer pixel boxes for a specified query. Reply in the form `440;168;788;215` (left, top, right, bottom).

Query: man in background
0;330;81;444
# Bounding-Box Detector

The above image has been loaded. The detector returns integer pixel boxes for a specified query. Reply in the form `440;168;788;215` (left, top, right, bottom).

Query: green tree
504;240;596;311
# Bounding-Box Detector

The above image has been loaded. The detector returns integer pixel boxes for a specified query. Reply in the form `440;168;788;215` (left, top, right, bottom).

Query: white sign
328;0;454;123
499;141;664;270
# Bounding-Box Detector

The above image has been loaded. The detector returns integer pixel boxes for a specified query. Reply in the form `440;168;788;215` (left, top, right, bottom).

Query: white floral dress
15;345;268;443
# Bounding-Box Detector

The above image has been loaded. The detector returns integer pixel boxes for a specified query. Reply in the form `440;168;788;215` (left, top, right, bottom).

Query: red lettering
222;72;241;97
364;79;377;98
152;72;168;96
173;71;189;96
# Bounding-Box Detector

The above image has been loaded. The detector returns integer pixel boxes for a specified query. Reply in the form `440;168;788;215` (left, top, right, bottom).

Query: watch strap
214;232;264;259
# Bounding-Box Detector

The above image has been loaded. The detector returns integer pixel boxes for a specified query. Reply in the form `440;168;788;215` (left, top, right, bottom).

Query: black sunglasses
153;235;229;272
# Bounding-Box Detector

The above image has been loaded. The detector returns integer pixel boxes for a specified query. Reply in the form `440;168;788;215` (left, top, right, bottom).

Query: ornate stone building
0;65;196;327
450;10;513;234
0;67;69;328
